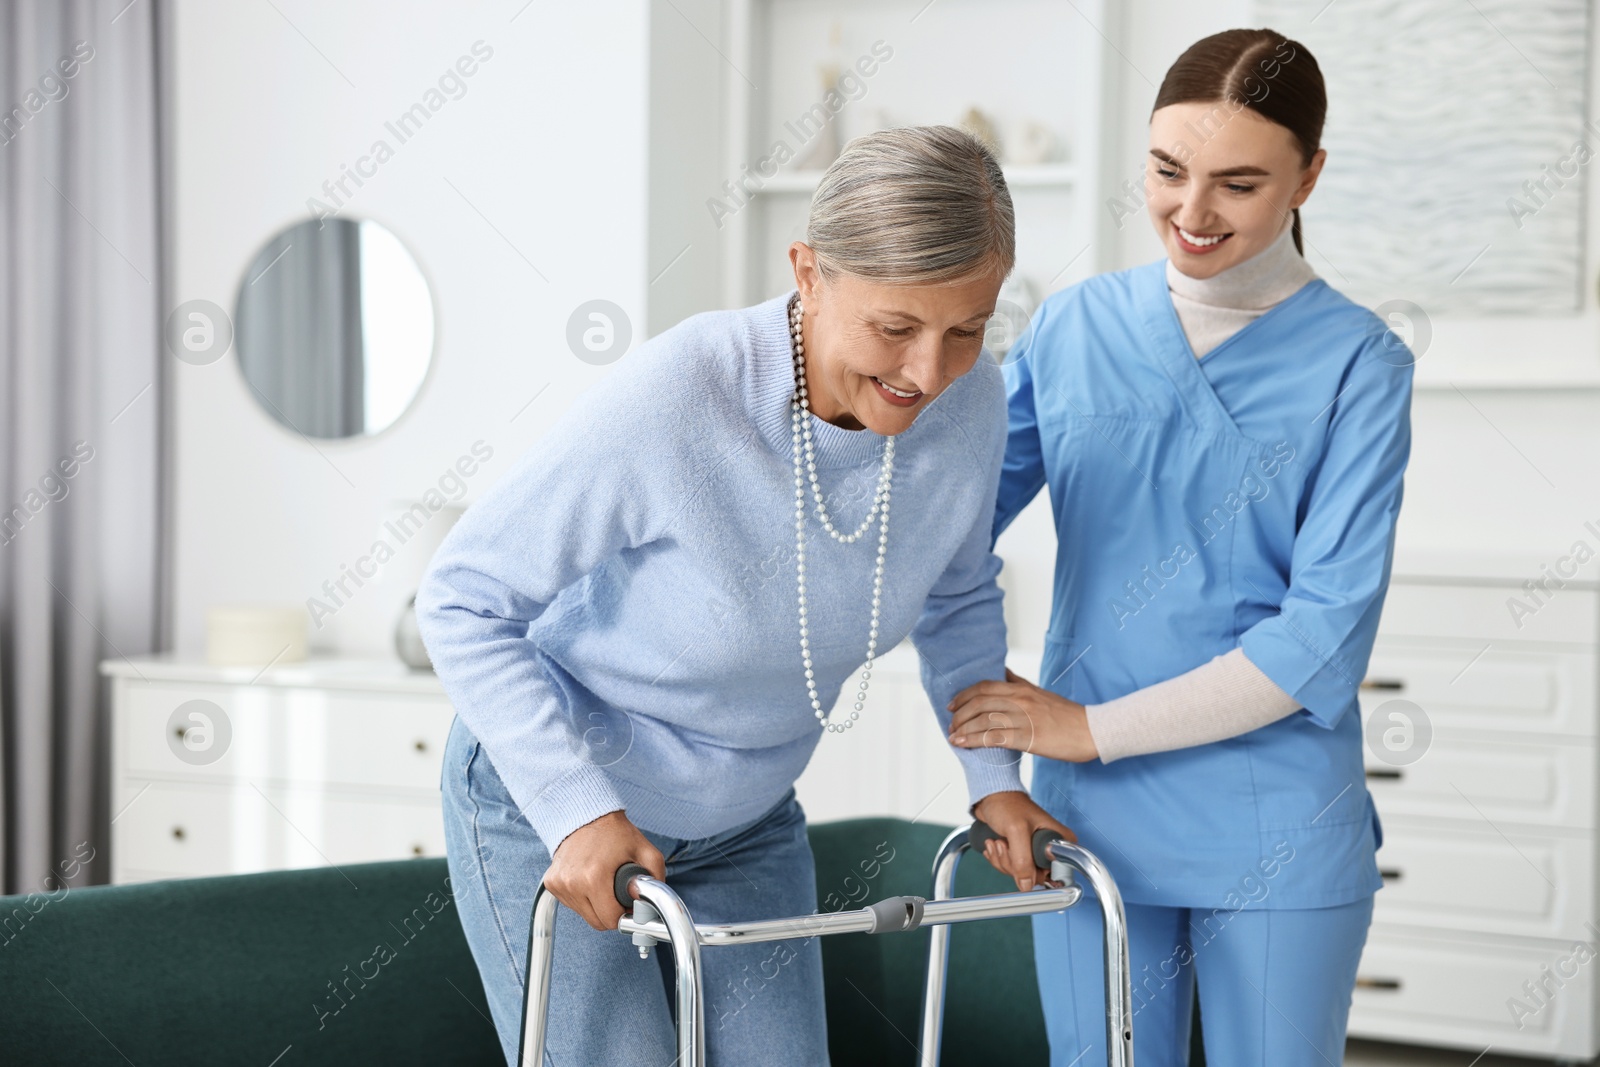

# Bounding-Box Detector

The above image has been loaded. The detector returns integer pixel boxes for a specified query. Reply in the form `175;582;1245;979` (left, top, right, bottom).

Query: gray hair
806;125;1015;286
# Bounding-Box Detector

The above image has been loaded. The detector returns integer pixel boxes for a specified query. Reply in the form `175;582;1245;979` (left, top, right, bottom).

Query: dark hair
1152;28;1326;254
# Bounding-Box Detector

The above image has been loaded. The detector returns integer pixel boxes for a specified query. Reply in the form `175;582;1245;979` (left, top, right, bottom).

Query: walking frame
517;820;1134;1066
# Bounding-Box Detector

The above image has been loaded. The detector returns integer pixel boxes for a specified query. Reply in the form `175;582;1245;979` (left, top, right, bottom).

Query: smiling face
1146;102;1326;278
788;242;1002;435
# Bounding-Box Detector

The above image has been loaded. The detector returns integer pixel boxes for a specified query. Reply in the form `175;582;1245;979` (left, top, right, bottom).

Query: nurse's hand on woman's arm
544;810;667;932
970;790;1077;892
947;669;1099;763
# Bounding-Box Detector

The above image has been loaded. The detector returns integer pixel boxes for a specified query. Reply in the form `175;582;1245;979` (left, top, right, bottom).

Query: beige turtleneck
1166;221;1318;358
1083;224;1315;764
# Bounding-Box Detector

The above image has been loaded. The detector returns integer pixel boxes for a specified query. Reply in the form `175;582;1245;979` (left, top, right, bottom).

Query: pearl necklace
789;295;895;733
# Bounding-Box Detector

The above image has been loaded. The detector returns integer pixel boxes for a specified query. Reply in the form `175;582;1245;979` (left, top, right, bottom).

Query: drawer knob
1355;976;1402;991
1365;768;1403;781
411;844;425;857
414;740;428;753
1379;867;1403;882
1361;678;1405;691
171;826;186;841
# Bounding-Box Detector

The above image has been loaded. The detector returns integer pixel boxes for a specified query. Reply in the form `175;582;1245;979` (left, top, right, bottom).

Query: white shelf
752;162;1078;195
998;163;1079;188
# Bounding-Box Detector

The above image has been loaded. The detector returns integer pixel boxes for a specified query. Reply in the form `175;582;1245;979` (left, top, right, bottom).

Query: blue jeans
441;716;831;1066
1033;886;1374;1066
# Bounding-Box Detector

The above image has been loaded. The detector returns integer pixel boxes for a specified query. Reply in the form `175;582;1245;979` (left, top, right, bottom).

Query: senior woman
417;125;1071;1066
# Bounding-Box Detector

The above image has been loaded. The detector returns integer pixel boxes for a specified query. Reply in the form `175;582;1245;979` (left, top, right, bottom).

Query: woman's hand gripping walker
516;821;1134;1067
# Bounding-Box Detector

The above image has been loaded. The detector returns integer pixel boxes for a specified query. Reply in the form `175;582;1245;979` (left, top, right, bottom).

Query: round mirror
234;218;434;439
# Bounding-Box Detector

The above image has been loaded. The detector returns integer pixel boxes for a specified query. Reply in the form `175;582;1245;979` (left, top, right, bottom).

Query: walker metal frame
516;820;1134;1067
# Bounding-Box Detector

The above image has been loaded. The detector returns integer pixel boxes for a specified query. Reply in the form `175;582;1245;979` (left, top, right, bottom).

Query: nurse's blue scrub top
997;259;1413;910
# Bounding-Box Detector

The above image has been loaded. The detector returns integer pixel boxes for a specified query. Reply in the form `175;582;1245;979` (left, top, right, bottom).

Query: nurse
948;28;1413;1066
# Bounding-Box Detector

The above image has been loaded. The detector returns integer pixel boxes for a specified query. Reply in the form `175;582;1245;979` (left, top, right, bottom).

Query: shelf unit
712;0;1118;310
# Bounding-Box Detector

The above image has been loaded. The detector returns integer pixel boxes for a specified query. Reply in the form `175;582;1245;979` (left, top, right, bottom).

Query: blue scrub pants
1033;888;1373;1066
441;717;830;1067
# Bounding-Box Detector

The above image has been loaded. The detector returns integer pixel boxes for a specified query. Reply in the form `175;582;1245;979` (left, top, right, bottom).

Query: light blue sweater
416;291;1022;849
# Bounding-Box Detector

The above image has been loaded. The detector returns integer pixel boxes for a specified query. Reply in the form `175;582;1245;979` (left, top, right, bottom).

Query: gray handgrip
970;820;1059;870
865;895;926;934
613;862;651;909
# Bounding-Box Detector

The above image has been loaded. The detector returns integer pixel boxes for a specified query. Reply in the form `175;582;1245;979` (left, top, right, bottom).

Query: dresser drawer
1361;644;1595;737
1372;819;1592;940
1380;581;1597;645
113;779;447;878
1365;735;1595;830
121;683;454;790
1350;927;1598;1059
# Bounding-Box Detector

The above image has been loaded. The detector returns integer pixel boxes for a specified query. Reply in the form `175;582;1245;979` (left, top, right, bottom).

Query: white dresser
103;656;455;884
1349;555;1600;1061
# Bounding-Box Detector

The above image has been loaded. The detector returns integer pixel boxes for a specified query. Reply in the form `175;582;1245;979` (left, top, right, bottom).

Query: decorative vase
394;594;433;671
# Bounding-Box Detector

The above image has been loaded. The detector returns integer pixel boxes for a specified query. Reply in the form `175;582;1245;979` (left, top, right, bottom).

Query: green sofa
0;817;1197;1065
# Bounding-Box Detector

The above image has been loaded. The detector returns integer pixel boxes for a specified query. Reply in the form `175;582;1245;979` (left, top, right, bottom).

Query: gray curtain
235;218;367;439
0;0;166;894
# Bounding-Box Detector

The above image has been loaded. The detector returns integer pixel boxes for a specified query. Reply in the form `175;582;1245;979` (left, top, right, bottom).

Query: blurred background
2;1;1597;1062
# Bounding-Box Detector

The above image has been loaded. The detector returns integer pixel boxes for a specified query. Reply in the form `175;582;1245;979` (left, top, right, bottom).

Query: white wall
168;0;651;657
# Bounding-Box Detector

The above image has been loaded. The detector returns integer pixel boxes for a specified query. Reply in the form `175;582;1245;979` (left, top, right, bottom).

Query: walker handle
970;819;1060;871
613;862;652;909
